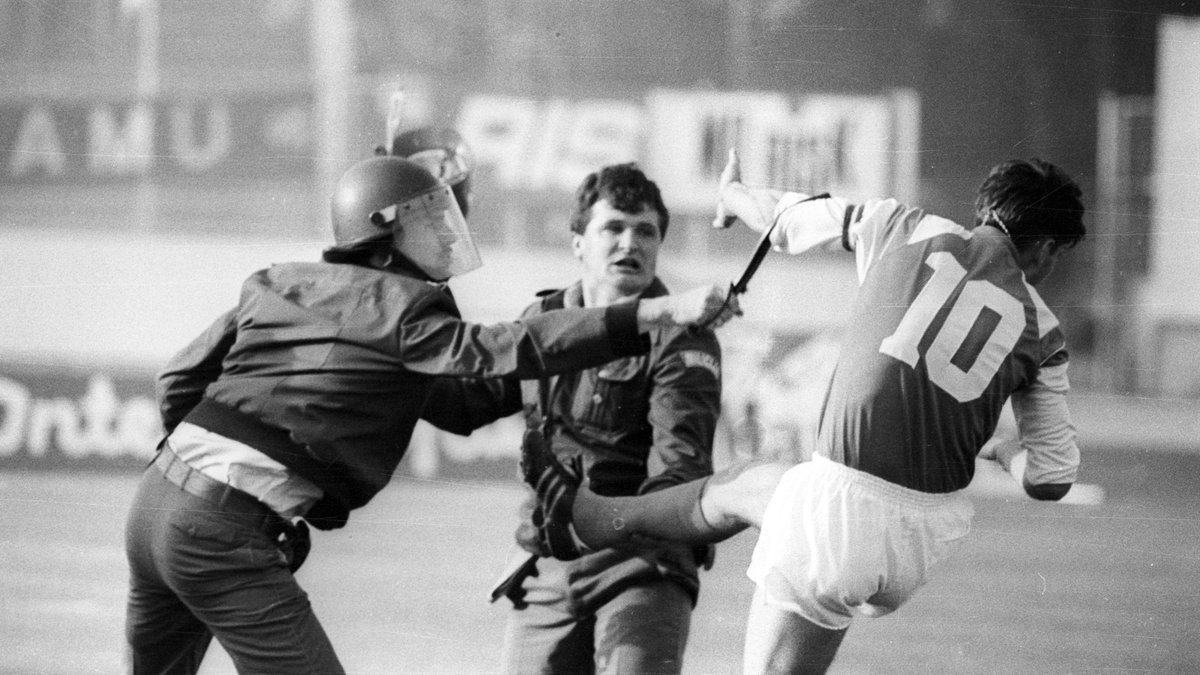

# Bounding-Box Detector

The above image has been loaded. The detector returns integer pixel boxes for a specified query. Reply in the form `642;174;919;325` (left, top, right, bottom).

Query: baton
731;217;779;294
697;192;831;331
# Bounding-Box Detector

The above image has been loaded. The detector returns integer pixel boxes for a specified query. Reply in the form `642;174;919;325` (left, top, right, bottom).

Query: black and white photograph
2;1;1199;673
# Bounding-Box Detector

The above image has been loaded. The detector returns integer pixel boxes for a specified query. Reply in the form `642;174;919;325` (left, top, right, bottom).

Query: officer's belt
181;397;343;504
153;440;284;535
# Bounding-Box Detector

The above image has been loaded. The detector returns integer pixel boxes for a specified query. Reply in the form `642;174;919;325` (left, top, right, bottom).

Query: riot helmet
386;126;474;218
328;156;481;281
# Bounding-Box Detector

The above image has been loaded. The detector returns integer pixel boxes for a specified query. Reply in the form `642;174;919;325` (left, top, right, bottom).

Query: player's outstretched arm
712;148;785;234
712;148;852;255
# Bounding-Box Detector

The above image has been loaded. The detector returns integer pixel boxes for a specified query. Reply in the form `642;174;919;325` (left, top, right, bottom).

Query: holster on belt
153;436;314;574
276;519;312;573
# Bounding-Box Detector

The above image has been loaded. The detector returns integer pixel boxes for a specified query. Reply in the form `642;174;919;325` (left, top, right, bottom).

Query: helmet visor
372;184;481;280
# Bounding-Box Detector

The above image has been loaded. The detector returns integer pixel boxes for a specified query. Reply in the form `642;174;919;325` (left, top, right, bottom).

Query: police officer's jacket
156;260;648;529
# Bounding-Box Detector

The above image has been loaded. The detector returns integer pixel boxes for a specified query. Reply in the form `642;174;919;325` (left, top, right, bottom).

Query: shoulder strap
537;374;553;437
535;290;565;435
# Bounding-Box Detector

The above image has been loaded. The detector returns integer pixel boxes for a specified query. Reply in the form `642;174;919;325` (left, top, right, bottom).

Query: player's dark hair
974;158;1086;253
569;163;669;239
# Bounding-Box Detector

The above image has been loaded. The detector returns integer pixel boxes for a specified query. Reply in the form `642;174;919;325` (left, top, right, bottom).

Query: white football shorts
747;454;974;629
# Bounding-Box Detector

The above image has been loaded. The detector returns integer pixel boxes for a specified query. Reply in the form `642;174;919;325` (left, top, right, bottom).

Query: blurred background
3;2;1200;673
3;0;1199;476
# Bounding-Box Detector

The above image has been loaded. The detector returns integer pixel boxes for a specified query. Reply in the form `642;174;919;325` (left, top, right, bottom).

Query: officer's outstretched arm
637;284;741;331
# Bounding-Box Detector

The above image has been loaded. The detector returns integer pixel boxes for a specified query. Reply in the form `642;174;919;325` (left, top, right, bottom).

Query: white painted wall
1136;15;1200;395
1147;16;1200;314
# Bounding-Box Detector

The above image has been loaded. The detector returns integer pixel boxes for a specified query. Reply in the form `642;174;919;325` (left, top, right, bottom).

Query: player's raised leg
699;459;793;529
532;459;793;556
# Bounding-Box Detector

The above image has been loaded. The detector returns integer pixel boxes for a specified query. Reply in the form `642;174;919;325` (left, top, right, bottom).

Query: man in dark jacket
123;155;737;675
428;163;721;674
502;163;721;675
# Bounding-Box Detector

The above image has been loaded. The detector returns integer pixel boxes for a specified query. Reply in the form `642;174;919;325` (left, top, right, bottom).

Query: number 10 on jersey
880;252;1025;402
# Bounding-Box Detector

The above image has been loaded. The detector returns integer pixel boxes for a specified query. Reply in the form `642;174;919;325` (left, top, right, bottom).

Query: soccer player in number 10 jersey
525;149;1087;674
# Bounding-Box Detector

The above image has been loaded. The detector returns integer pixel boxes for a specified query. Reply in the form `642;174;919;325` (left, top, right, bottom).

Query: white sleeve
1011;362;1080;486
769;193;855;255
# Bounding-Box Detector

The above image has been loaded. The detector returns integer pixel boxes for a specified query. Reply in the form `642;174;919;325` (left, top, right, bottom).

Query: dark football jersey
817;199;1068;492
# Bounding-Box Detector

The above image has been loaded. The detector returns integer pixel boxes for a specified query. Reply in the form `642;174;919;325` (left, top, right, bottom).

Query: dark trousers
124;456;343;675
499;554;693;675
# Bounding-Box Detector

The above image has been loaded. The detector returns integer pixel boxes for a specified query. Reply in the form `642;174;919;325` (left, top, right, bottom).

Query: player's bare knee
704;460;792;528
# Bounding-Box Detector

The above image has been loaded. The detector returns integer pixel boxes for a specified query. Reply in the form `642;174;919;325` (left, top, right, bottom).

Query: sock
570;477;747;549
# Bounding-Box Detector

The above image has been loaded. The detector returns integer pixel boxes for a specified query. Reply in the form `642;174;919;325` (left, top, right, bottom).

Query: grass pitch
2;448;1198;674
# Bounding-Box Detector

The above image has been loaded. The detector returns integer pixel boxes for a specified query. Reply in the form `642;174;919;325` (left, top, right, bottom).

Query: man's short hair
569;163;669;238
974;158;1086;252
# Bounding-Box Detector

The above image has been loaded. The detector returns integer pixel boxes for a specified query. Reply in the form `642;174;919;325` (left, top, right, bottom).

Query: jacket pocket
577;356;648;433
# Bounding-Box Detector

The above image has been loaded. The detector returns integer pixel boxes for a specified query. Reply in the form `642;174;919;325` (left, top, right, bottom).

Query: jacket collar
556;277;668;309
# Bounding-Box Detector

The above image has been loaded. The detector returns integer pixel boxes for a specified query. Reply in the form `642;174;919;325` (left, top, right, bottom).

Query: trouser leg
126;468;215;675
125;464;344;675
124;591;212;675
182;552;341;675
499;554;594;675
593;580;692;675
